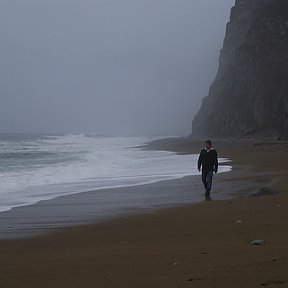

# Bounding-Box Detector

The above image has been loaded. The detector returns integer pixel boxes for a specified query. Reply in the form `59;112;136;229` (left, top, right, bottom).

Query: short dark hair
205;140;212;146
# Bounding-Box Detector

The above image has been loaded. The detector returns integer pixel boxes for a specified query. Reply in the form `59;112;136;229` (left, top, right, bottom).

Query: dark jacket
198;148;218;172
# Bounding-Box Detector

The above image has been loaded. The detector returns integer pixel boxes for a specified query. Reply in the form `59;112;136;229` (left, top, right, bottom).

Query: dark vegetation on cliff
192;0;288;139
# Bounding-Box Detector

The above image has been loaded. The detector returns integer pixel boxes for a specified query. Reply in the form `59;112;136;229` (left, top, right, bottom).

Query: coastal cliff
192;0;288;139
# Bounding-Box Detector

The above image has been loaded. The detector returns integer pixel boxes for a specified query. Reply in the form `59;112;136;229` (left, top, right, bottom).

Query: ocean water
0;134;231;213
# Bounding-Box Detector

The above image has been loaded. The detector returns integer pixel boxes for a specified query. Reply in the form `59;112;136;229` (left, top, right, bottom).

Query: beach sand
0;139;288;287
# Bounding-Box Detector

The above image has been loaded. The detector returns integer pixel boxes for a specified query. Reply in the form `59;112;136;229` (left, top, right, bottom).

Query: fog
0;0;234;136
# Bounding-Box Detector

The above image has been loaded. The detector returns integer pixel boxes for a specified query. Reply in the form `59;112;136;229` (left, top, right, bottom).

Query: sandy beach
0;138;288;287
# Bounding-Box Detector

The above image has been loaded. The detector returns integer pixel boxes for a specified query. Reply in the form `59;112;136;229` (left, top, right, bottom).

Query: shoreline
0;141;234;240
0;169;238;240
0;137;281;239
0;154;231;215
0;138;287;287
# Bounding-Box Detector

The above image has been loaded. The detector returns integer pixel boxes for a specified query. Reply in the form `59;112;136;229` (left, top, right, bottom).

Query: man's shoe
205;195;212;201
205;190;211;200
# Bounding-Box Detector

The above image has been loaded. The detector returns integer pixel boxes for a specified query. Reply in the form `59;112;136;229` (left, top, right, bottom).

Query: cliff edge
192;0;288;139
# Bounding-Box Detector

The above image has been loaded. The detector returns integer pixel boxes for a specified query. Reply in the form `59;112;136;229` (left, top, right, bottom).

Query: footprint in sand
261;279;286;286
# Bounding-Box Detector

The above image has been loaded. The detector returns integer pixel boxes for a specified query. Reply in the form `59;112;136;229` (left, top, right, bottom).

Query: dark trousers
202;170;213;195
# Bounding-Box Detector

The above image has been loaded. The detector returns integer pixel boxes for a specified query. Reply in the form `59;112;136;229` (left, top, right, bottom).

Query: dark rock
251;187;276;197
192;0;288;139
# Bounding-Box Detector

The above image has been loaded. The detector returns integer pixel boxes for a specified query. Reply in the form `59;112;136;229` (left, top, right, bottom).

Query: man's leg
205;170;214;196
201;170;208;190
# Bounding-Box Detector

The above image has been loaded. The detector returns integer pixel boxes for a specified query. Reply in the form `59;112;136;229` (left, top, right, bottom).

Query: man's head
205;140;212;150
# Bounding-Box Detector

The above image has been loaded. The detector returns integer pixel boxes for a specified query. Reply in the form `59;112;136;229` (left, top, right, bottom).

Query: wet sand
0;138;288;287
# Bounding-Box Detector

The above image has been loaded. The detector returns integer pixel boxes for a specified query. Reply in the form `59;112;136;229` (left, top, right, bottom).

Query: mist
0;0;234;136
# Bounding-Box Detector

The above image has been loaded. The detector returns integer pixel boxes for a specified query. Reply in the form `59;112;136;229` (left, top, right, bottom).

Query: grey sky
0;0;234;135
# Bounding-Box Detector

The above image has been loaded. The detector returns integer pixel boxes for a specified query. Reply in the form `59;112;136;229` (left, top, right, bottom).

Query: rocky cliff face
192;0;288;139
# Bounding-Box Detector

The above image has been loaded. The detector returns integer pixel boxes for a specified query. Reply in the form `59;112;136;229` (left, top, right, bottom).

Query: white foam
0;135;231;212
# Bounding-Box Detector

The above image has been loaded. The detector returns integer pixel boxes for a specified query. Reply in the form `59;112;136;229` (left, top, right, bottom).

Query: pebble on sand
250;240;265;245
235;220;243;224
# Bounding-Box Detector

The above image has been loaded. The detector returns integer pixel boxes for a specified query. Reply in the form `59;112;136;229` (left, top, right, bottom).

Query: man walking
197;140;218;200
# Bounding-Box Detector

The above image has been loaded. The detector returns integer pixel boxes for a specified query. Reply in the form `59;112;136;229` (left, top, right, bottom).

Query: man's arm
214;150;218;173
197;150;203;171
